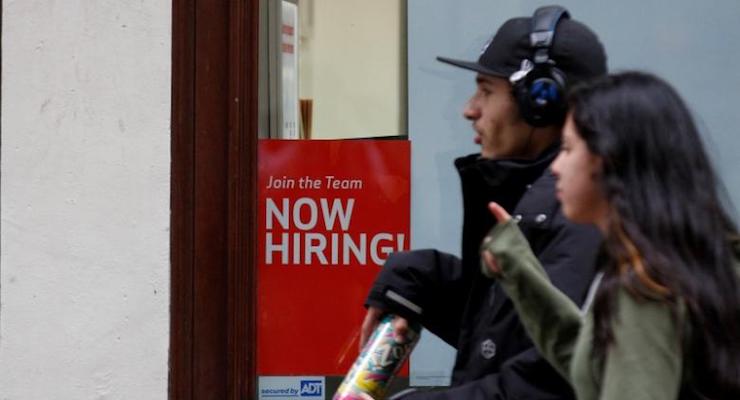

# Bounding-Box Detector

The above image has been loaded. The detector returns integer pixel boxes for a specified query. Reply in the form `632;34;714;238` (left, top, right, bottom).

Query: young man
361;6;608;399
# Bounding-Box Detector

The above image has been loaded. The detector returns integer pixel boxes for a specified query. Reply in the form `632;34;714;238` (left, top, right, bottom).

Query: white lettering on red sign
264;197;404;266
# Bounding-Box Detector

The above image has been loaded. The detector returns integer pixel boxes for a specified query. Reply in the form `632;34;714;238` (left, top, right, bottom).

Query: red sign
257;139;411;375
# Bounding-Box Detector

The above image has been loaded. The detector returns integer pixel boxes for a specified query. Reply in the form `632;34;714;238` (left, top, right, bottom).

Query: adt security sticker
258;376;326;399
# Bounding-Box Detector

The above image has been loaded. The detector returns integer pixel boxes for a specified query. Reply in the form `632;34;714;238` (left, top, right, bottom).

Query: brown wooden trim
227;0;259;398
170;0;195;398
192;2;230;398
171;0;258;398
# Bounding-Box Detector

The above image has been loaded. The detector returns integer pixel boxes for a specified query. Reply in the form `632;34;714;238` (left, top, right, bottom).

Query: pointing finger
488;202;511;224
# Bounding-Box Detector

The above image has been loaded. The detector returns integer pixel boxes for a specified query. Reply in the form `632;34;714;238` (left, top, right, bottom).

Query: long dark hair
569;71;740;398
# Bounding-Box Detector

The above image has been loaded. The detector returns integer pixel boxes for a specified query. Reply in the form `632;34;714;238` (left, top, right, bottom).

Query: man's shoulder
511;170;559;223
513;170;601;253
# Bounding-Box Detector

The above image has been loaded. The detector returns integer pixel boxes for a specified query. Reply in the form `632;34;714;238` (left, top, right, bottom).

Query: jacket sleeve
399;347;575;400
482;219;586;380
365;249;471;346
599;289;683;400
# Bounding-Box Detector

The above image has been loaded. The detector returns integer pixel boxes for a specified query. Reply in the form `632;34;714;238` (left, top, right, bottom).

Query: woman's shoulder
611;284;684;341
602;283;685;400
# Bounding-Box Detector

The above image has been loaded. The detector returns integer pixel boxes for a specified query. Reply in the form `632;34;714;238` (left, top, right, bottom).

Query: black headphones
512;6;570;127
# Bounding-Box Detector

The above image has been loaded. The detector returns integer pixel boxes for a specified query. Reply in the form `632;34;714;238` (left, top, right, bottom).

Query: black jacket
366;146;601;399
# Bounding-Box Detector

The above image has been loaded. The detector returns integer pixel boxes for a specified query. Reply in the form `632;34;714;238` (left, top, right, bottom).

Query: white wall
298;0;406;139
0;2;171;399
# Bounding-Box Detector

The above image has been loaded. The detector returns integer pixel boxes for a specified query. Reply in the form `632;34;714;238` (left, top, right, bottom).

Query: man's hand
481;202;511;276
360;307;411;351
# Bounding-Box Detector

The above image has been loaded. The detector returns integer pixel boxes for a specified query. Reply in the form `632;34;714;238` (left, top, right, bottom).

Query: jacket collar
455;142;561;188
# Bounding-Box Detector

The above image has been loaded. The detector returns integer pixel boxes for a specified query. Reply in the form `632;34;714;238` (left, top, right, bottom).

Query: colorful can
333;314;421;400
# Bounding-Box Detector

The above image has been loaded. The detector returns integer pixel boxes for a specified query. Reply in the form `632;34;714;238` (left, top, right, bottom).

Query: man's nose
463;99;479;120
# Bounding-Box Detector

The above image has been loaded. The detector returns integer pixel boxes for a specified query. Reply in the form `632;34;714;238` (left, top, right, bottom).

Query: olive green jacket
482;220;684;400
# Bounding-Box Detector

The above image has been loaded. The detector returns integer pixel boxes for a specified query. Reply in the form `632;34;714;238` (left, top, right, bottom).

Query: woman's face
551;113;610;230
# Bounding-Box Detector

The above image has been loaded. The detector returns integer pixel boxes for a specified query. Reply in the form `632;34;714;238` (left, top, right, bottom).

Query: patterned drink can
333;314;421;400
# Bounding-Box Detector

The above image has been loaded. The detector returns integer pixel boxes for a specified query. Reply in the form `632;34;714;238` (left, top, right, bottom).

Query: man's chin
479;151;495;159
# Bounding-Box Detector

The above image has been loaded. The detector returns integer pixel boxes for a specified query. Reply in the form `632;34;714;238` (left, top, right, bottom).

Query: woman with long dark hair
481;71;740;399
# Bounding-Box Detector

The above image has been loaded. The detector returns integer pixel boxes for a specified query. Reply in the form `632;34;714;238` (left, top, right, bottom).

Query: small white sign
280;0;300;139
258;376;326;400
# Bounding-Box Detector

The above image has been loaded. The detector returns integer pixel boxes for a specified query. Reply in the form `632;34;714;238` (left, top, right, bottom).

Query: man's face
463;74;532;159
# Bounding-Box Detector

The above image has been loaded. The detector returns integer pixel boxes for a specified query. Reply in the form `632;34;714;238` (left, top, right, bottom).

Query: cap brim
436;56;509;78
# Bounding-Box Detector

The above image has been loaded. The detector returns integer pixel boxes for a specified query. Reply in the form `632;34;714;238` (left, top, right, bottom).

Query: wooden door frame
170;0;258;398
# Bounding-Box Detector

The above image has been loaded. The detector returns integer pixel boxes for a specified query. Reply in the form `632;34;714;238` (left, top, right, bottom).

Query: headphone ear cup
516;66;567;127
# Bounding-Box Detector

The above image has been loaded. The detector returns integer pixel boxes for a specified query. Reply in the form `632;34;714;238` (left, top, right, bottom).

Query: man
361;6;607;399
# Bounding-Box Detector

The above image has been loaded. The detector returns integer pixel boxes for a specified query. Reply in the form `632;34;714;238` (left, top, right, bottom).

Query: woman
481;72;740;399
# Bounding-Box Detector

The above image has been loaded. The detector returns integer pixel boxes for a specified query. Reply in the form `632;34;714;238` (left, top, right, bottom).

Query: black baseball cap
437;15;607;85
